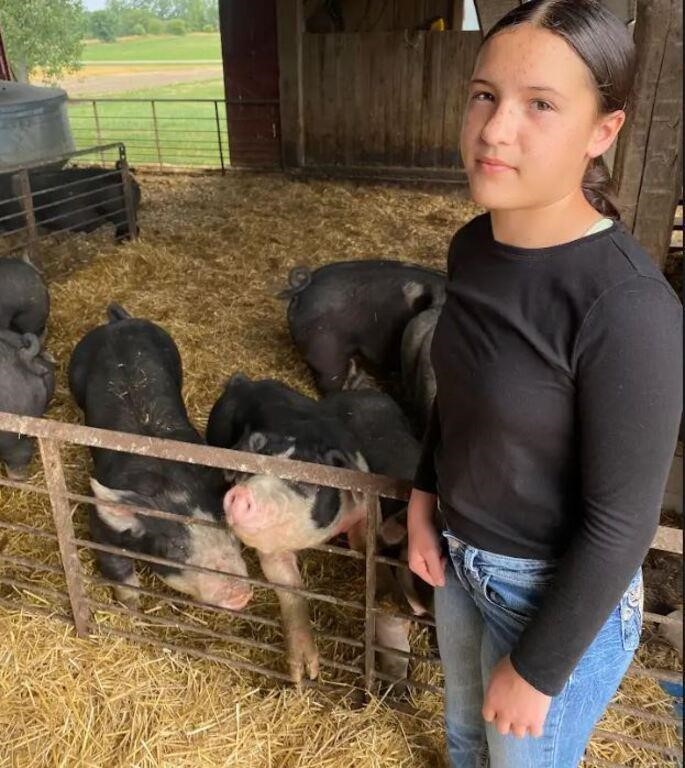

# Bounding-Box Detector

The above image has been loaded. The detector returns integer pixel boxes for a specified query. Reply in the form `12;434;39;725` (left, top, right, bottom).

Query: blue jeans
435;531;643;768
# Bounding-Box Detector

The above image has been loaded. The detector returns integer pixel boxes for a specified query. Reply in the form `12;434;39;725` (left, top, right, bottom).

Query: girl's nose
480;103;517;146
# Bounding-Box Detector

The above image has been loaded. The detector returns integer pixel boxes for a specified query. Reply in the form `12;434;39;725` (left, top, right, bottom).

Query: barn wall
301;30;480;169
304;0;457;33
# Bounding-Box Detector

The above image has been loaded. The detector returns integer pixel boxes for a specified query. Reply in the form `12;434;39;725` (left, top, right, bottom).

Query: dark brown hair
481;0;636;219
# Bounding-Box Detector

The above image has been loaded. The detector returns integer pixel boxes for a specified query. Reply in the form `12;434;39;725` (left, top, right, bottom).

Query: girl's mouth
476;157;516;174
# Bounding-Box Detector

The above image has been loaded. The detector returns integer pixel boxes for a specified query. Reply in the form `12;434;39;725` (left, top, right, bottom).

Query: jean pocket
480;572;548;623
619;569;644;651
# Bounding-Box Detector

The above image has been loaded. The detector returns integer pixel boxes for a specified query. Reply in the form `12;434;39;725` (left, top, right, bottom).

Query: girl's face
460;24;623;212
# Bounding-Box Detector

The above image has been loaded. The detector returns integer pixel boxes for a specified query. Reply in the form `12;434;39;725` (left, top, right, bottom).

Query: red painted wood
219;0;281;167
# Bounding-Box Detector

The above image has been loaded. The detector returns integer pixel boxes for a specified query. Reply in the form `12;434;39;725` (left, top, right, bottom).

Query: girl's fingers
512;724;528;739
481;704;496;723
408;555;436;587
425;549;446;586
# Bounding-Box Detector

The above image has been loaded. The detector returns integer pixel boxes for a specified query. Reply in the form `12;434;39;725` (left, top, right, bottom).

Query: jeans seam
549;675;573;766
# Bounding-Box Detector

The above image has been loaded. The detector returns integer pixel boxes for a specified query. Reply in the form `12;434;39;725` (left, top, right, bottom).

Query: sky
80;0;480;28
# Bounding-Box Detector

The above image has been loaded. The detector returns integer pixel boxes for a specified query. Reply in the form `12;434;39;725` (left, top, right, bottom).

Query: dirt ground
54;64;223;98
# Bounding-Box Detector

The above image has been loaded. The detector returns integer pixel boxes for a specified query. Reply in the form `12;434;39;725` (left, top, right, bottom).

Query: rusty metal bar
118;156;138;241
88;598;287;656
29;169;122;196
0;519;59;542
14;169;38;265
364;495;379;689
371;642;441;666
30;181;124;214
0;412;410;501
0;595;72;624
73;537;366;611
214;100;226;174
608;702;683;727
627;663;684;685
92;100;105;164
373;605;436;628
373;668;443;694
0;575;70;605
592;728;682;759
89;598;363;677
0;476;49;495
0;552;66;575
86;574;365;651
38;438;91;637
151;100;163;170
92;624;306;685
0;143;125;175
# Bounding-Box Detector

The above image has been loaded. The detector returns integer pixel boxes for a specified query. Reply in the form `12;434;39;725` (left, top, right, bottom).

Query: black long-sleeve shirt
414;213;682;696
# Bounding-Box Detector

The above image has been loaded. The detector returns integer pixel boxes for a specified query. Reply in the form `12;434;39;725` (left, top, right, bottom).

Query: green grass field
82;33;221;62
68;79;229;168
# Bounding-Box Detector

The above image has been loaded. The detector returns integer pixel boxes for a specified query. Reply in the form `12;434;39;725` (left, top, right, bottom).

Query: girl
407;2;683;766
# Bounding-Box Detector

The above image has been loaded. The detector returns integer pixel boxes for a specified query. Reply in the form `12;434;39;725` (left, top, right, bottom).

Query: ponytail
581;156;620;220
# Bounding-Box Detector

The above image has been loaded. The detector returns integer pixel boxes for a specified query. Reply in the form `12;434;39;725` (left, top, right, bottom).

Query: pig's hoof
289;638;320;683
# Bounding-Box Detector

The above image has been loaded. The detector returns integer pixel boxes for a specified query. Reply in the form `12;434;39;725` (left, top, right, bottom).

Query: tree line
0;0;219;82
88;0;219;42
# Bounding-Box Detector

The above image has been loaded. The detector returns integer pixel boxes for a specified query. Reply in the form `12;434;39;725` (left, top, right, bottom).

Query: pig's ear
247;431;268;453
323;449;369;473
90;478;145;536
379;509;409;546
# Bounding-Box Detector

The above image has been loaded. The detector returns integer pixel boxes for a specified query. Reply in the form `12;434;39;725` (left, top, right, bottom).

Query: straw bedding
0;172;681;767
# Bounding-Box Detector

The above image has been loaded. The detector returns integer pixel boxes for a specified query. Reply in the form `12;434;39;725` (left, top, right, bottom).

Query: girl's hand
407;489;446;587
482;655;552;738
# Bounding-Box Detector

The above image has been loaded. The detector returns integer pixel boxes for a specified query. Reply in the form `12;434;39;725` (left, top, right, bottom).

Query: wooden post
39;437;91;637
473;0;521;34
13;170;39;269
276;0;305;168
613;0;683;268
451;0;465;30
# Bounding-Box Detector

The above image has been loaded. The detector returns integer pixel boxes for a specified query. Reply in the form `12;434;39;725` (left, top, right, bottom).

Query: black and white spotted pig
68;304;251;610
207;372;370;682
0;257;50;340
321;389;434;682
0;331;55;478
279;260;446;393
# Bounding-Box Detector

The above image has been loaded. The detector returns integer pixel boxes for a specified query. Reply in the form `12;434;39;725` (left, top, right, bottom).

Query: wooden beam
613;0;683;268
473;0;520;34
276;0;305;168
451;0;465;30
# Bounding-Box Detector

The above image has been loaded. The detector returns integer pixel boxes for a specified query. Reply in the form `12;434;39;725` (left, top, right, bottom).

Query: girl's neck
489;190;607;249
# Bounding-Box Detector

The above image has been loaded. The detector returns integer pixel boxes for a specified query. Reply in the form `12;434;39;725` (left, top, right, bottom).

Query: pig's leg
96;550;140;608
375;614;412;681
258;550;319;683
303;335;351;393
0;432;34;480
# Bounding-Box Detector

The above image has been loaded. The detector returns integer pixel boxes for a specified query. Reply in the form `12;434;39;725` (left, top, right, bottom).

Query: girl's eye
533;99;554;112
472;91;495;102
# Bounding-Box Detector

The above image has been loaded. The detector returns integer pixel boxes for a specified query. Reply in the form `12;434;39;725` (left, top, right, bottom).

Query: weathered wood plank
320;32;338;163
630;0;683;268
276;0;305;168
613;0;679;246
405;32;426;166
419;32;445;166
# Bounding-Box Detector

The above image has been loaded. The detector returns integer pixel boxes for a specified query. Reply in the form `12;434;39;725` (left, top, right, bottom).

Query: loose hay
0;172;681;767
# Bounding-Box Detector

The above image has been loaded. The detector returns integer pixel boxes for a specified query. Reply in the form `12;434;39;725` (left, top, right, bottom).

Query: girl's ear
587;109;626;160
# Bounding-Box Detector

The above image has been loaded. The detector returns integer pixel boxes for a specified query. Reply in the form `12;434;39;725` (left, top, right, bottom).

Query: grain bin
0;81;74;170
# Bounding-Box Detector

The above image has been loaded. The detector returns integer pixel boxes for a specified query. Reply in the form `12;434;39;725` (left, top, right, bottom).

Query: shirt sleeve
413;398;440;493
510;276;683;696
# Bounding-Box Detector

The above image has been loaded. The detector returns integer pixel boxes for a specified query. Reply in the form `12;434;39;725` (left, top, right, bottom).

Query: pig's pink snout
223;485;255;527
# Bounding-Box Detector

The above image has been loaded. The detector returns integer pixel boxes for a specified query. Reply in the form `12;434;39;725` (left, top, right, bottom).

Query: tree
0;0;85;82
89;10;118;42
166;18;187;34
